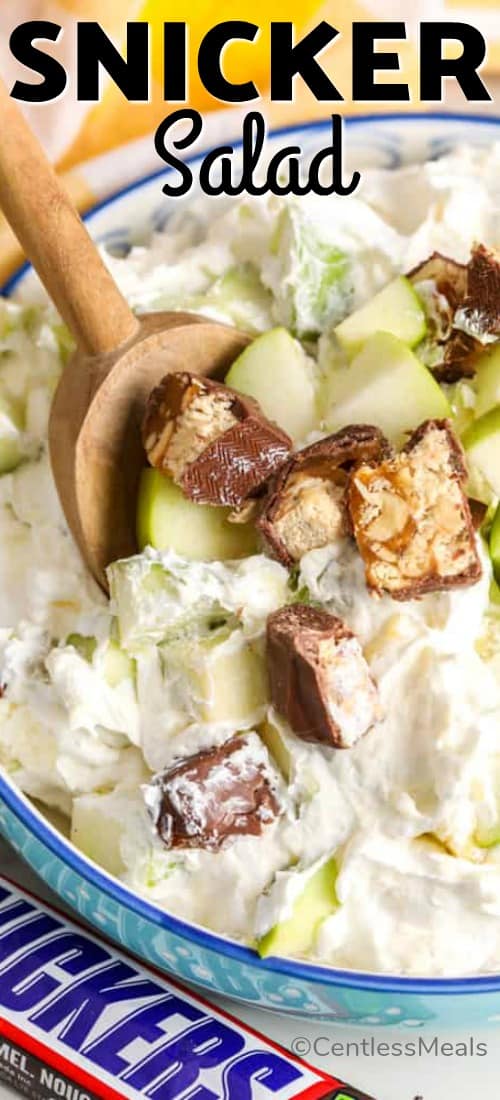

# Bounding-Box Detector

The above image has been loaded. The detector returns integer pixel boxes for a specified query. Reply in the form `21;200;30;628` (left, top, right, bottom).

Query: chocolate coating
142;371;291;508
266;604;380;749
461;244;500;338
408;251;482;382
147;733;281;851
408;252;467;309
258;425;392;568
181;412;292;507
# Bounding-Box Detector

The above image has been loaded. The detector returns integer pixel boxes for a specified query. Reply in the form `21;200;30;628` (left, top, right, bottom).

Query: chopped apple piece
334;276;426;359
463;407;500;497
137;469;257;560
104;640;136;688
164;628;268;727
197;263;272;332
324;332;450;444
257;858;338;959
259;715;293;782
475;758;500;850
66;633;97;662
0;394;27;474
66;635;135;687
489;503;500;585
71;790;138;876
109;551;290;652
474;343;500;417
225;327;317;441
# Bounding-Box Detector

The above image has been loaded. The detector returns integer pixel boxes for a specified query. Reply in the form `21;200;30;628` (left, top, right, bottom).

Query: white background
1;838;499;1100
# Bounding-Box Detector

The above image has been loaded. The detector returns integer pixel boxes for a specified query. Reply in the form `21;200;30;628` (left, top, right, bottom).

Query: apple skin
489;502;500;586
137;468;257;561
475;343;500;417
463;406;500;498
257;857;338;959
225;326;317;442
323;331;450;444
0;393;26;475
334;275;427;359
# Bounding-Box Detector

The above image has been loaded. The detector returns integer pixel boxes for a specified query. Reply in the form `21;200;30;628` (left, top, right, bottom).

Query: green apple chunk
259;716;293;782
489;503;500;586
257;858;338;959
66;633;97;662
66;634;135;687
195;636;267;725
463;407;500;497
104;640;136;688
0;394;26;474
225;326;317;441
474;342;500;417
258;205;351;337
137;469;257;560
334;276;427;359
324;332;450;444
109;552;290;652
165;629;268;727
475;757;500;850
71;790;135;876
199;263;272;332
0;438;24;475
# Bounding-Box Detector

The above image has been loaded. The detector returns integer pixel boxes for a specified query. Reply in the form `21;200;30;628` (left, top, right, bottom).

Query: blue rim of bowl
2;110;500;996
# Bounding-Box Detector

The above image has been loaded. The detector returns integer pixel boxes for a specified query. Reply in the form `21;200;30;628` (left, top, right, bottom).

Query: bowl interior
3;112;500;999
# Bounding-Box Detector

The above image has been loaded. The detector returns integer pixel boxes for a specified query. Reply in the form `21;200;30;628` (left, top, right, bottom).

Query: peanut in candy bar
348;419;482;600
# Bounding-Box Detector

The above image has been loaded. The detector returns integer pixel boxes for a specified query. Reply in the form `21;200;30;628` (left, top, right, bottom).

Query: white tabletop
1;838;498;1100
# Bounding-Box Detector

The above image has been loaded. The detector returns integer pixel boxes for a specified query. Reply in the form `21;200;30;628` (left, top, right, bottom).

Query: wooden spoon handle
0;79;139;356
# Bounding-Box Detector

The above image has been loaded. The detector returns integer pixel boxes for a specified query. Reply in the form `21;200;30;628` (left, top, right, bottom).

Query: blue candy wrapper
0;876;373;1100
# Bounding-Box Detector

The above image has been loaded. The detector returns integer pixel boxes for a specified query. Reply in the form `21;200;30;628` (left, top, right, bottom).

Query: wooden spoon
0;81;250;588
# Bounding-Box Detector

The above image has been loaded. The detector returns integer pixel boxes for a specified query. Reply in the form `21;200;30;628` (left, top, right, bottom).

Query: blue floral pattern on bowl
3;113;500;1025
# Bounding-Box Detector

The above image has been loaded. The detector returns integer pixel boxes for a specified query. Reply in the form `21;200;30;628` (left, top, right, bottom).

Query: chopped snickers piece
408;252;467;313
257;425;392;568
146;733;282;851
456;243;500;341
142;372;292;508
348;418;482;600
266;604;380;749
408;253;480;382
433;330;479;384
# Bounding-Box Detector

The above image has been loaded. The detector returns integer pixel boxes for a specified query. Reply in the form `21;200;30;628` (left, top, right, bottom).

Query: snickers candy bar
348;418;482;600
0;877;372;1100
430;330;480;384
408;252;467;313
266;604;380;749
146;732;282;851
142;371;292;507
408;252;478;383
456;242;500;341
257;425;392;568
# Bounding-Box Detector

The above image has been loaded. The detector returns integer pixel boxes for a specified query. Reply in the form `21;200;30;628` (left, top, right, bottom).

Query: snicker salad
3;146;500;975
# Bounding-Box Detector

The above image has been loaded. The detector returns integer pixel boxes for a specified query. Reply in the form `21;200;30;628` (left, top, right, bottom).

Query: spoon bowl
0;79;250;588
49;312;250;586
